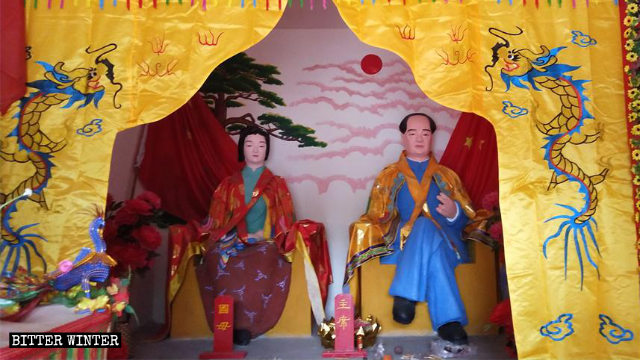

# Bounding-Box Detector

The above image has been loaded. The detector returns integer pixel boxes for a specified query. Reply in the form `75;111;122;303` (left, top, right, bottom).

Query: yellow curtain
335;0;639;358
0;3;282;276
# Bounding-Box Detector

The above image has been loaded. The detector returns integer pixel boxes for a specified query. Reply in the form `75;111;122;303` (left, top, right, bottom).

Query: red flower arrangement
481;191;502;243
489;299;516;358
104;191;167;278
481;191;517;357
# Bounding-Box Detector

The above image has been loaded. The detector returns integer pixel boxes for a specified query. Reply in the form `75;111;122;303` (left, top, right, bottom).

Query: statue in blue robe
345;113;476;345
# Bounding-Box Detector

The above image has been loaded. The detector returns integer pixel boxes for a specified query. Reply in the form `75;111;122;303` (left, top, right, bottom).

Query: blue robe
380;158;469;329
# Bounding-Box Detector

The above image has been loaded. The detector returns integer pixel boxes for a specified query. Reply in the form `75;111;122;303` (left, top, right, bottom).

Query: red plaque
322;293;367;358
199;295;247;359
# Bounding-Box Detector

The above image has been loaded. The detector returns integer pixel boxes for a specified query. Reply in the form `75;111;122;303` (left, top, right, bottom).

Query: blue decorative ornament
540;313;575;341
501;100;529;118
47;215;116;297
76;119;104;137
570;30;597;48
598;314;634;344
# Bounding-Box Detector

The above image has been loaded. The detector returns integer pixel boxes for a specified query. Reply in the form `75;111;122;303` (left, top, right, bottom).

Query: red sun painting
360;54;382;75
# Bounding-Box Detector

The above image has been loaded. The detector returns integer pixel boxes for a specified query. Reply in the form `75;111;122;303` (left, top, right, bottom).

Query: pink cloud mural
318;121;398;143
302;58;410;75
286;174;376;194
319;120;453;143
302;61;362;77
297;81;426;100
369;99;441;114
290;139;400;160
290;97;448;115
260;54;459;196
332;71;415;86
289;96;380;114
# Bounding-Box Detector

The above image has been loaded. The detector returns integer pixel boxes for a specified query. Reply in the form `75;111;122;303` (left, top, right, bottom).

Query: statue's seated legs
437;321;468;345
196;241;291;341
387;217;469;344
233;329;252;346
392;296;416;324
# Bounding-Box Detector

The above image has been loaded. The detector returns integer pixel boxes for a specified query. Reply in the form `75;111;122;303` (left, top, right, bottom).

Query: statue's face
243;134;267;167
402;115;432;160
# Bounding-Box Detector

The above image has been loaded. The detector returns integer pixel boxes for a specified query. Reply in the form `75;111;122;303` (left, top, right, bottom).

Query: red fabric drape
283;220;333;306
439;112;499;208
0;0;26;114
138;92;242;221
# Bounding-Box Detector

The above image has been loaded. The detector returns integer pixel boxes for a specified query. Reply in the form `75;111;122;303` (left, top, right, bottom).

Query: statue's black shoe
437;321;469;345
233;329;252;346
392;296;416;324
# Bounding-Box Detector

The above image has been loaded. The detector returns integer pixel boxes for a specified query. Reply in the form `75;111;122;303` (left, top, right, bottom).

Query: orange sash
205;169;275;248
396;153;440;249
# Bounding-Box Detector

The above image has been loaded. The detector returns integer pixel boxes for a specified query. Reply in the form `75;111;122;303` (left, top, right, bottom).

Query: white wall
108;126;143;202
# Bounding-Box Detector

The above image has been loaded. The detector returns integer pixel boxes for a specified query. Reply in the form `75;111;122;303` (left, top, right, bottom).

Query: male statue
344;113;476;345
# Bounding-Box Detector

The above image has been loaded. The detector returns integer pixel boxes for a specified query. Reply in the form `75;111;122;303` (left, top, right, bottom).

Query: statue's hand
435;192;457;219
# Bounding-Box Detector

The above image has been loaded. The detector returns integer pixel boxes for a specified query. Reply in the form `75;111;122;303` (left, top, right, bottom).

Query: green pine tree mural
200;53;327;148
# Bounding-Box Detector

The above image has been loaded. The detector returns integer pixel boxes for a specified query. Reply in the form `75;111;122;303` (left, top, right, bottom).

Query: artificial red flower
132;225;162;250
104;191;166;277
137;191;161;209
107;256;128;278
109;243;148;273
102;221;117;242
489;299;513;331
488;222;503;242
113;209;139;227
106;237;128;251
489;299;516;358
482;191;500;211
123;198;153;216
123;245;148;269
106;241;129;275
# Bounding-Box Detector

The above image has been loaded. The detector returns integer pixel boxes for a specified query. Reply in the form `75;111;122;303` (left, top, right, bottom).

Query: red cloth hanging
439;112;499;209
0;0;26;114
138;92;242;221
283;220;334;306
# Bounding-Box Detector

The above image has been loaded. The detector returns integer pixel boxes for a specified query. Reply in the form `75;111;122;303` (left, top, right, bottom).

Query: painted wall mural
200;52;327;148
233;29;461;318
